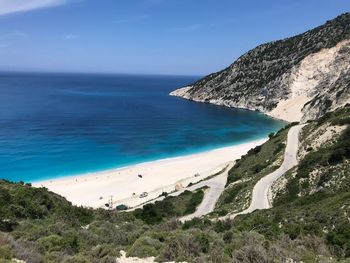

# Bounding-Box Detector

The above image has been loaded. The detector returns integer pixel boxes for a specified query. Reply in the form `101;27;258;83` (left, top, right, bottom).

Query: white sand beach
34;139;267;209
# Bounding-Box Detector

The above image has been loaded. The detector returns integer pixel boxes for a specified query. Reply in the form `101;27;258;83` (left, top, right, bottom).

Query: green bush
90;244;118;261
273;142;285;155
63;254;90;263
184;190;205;214
128;236;163;258
223;183;246;204
38;235;66;253
134;189;205;224
327;223;350;257
274;178;299;206
248;145;262;155
0;245;13;260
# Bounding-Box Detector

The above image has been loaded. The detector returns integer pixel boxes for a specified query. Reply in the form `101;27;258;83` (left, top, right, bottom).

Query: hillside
1;106;349;263
0;179;206;263
170;13;350;122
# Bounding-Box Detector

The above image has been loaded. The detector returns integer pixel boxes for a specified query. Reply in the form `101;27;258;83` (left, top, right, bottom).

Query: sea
0;72;285;182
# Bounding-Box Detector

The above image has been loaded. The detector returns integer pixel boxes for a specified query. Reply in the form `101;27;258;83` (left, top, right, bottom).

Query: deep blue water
0;72;285;182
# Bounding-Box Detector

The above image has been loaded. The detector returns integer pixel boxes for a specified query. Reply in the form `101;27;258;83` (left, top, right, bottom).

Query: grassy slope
213;124;293;216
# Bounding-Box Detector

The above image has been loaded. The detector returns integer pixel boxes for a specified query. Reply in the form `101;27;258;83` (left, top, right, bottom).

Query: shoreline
29;136;267;184
33;138;267;209
170;86;292;123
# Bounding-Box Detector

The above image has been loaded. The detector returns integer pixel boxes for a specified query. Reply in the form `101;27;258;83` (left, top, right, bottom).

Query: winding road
128;124;304;222
127;162;234;221
180;124;305;222
221;124;305;220
179;162;234;222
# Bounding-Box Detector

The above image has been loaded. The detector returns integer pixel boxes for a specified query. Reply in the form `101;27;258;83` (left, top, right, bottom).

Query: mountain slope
170;13;350;122
214;106;349;216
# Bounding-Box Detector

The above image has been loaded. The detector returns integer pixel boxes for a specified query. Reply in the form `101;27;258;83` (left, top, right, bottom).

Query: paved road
130;124;304;223
126;163;230;211
221;124;305;220
179;162;234;222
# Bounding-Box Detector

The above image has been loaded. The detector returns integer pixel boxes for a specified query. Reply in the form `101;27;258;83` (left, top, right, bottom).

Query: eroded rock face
270;40;350;122
300;41;350;122
170;13;350;122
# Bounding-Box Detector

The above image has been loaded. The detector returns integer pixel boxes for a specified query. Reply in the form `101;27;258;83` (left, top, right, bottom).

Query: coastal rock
170;13;350;122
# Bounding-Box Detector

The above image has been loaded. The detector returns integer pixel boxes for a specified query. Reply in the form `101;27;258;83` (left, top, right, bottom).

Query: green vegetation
0;181;206;262
214;125;291;215
134;188;205;224
0;180;93;232
1;107;349;262
275;106;350;207
316;103;350;126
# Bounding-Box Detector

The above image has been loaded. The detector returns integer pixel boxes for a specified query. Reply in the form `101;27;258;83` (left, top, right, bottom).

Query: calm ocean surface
0;72;285;182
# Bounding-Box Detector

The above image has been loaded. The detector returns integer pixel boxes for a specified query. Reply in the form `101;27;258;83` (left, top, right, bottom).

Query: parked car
116;204;128;211
139;192;148;198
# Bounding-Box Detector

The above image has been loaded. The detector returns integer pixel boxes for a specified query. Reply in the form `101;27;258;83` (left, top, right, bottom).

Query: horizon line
0;69;204;78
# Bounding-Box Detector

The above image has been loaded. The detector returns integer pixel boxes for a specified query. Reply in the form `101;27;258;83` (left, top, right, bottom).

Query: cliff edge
170;13;350;122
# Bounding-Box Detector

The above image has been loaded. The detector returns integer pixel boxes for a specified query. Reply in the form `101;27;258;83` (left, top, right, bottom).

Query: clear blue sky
0;0;349;75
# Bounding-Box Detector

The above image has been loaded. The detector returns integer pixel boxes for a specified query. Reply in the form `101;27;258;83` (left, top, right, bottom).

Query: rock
170;13;350;123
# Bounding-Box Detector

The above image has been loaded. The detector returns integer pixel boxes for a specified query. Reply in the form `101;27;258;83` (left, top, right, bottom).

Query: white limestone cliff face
170;40;350;123
269;40;350;122
169;13;350;123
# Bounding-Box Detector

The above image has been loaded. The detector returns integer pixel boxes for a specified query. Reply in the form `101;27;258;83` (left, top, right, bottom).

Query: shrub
134;204;163;225
273;142;285;155
90;244;118;261
226;172;242;185
223;183;246;204
248;145;262;155
63;254;90;263
328;150;344;165
194;232;210;253
128;236;163;258
233;244;268;263
0;245;13;260
284;224;303;240
184;190;204;214
327;222;350;258
38;235;66;253
251;163;267;173
274;178;299;206
134;189;205;224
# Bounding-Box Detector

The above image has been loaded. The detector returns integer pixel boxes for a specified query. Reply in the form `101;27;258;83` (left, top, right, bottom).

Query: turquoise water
0;72;286;182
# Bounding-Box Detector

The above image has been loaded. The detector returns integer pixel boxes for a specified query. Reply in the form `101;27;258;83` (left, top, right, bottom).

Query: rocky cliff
170;13;350;122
